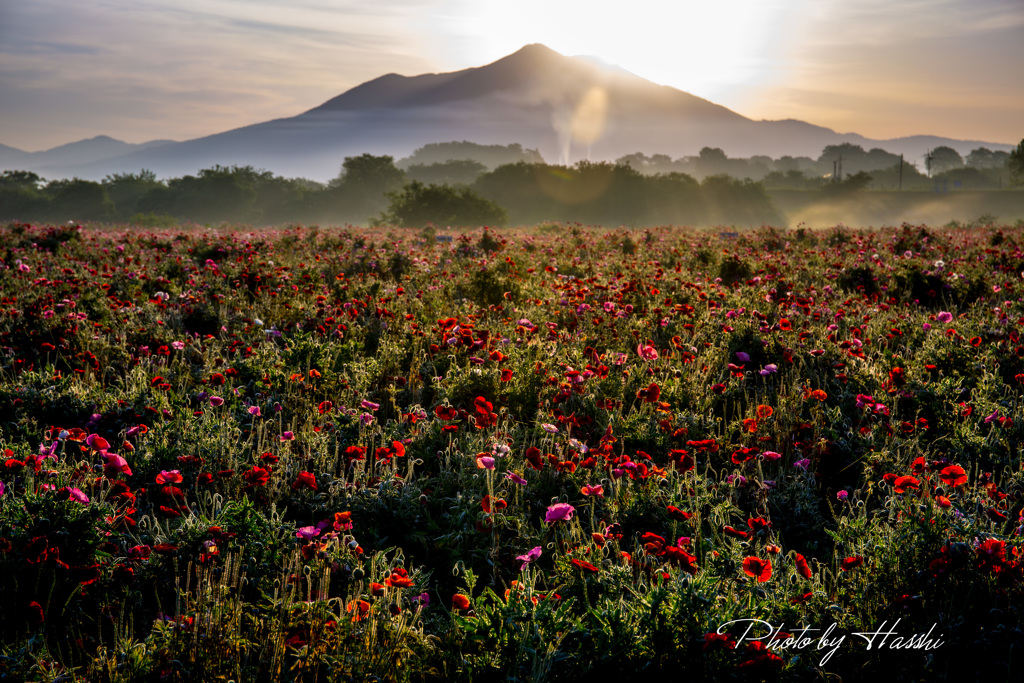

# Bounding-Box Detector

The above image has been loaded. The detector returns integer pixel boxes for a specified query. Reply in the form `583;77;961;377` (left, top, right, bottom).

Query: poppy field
1;220;1022;681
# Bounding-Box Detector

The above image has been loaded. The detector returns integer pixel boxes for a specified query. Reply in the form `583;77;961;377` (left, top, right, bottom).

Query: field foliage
0;220;1022;681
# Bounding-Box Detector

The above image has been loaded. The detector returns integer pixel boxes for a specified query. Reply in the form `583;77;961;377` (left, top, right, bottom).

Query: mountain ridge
1;44;1014;182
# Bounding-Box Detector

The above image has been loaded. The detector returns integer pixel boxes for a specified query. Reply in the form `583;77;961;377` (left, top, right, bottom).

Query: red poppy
452;594;471;611
434;405;459;421
742;556;772;582
703;632;736;652
747;516;771;533
840;555;864;571
571;558;599;573
970;336;982;347
756;404;773;420
939;464;967;487
661;546;699;574
481;495;507;514
668;449;695;472
779;318;792;331
794;553;812;579
641;533;667;553
243;466;271;487
666;505;692;522
739;641;784;670
344;446;366;463
525;446;544;470
500;369;513;382
347;599;371;621
27;601;44;625
386;568;414;588
636;383;661;402
893;475;920;494
731;447;758;464
291;471;318;491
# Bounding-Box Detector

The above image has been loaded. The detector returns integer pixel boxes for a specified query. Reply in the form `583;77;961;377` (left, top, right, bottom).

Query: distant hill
0;44;1014;182
396;142;544;170
0;136;175;175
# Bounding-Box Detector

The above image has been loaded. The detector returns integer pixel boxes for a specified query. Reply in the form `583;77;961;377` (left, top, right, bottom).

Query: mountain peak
308;43;727;117
499;43;564;63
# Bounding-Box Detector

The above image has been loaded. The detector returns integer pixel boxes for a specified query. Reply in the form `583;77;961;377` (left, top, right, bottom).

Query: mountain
0;136;176;176
1;44;1014;182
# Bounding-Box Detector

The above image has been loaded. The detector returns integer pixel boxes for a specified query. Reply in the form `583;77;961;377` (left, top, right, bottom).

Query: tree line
2;140;1021;228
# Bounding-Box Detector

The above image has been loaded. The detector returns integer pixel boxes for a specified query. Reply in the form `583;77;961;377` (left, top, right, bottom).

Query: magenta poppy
545;503;575;523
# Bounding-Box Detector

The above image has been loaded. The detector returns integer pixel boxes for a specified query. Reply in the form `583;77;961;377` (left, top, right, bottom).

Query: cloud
0;0;1020;151
742;0;1024;142
0;0;447;150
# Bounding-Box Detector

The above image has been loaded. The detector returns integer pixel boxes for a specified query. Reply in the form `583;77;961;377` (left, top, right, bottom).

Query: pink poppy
516;546;542;570
68;487;89;504
636;343;659;361
545;503;575;523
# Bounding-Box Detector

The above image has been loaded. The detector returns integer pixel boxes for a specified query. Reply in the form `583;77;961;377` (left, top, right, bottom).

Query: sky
1;0;1022;152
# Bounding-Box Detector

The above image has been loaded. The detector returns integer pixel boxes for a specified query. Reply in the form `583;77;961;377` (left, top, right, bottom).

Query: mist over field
3;138;1023;230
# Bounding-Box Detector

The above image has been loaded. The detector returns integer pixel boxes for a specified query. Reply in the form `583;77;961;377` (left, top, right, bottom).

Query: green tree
926;146;964;175
0;170;47;219
322;154;406;223
696;147;730;177
1009;139;1024;186
137;165;259;223
103;170;163;219
0;170;44;191
405;159;486;186
378;181;507;228
966;147;997;169
44;178;114;222
820;170;873;196
700;175;780;226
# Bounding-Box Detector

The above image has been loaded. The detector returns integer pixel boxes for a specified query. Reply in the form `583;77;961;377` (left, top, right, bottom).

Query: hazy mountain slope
2;44;1013;182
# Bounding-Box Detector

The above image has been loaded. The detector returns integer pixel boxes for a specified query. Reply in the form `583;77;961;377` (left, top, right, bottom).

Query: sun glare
445;0;798;102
